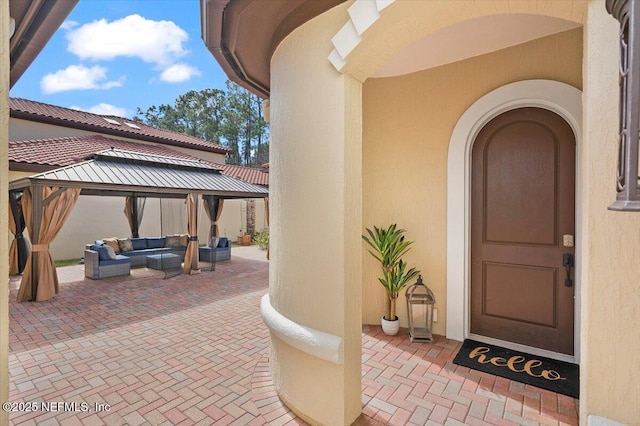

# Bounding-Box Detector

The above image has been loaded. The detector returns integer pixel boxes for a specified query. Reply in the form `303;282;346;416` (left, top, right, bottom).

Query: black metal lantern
405;275;435;343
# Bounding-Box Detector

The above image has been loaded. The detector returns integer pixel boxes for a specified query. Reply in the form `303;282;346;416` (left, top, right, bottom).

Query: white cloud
60;20;79;30
159;63;201;83
66;14;189;68
41;65;123;94
70;103;127;117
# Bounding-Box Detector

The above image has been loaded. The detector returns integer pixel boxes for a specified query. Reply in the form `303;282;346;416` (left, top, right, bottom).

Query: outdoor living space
8;246;578;425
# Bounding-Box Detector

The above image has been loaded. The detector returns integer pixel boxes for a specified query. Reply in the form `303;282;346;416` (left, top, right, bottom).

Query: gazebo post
30;185;43;301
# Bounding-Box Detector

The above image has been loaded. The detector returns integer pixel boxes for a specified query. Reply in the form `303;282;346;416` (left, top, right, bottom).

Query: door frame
446;79;582;363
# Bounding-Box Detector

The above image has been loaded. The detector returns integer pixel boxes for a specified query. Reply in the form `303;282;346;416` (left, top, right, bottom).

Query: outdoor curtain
9;193;29;275
183;193;199;275
124;195;146;238
17;186;81;302
264;197;269;260
203;195;224;245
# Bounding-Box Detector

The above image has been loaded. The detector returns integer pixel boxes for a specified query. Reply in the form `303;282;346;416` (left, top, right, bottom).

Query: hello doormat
452;339;579;398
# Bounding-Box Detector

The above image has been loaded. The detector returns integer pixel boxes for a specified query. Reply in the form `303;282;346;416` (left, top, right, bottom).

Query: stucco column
581;2;640;424
1;1;10;424
267;3;362;425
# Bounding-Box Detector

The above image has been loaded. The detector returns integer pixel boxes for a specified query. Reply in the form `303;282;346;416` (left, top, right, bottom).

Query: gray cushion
105;245;117;260
146;237;165;249
131;238;147;250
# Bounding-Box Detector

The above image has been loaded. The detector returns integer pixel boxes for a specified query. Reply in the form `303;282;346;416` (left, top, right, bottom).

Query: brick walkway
8;247;578;425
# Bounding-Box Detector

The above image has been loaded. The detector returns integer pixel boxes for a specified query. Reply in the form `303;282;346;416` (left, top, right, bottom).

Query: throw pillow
96;246;111;261
103;237;120;253
131;238;147;250
218;237;228;248
105;245;117;260
165;235;181;248
118;238;134;252
210;237;220;249
179;234;189;247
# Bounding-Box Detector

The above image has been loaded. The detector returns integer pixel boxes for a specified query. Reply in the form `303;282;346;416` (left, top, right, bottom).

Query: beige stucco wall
1;2;10;422
9;117;227;164
580;4;640;424
270;2;362;425
362;28;583;334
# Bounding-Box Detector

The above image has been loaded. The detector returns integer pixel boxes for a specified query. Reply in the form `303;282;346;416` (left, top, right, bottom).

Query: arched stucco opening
357;6;584;339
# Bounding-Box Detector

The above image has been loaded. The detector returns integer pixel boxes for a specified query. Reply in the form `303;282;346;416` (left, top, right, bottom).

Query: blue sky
10;0;228;119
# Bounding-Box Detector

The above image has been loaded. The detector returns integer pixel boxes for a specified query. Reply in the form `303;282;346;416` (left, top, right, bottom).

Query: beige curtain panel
17;186;81;302
183;193;199;275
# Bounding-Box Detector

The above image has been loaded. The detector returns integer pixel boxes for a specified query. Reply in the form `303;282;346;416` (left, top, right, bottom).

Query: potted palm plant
363;224;420;335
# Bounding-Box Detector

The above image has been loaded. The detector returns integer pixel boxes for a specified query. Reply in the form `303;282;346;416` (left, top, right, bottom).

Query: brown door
471;107;575;355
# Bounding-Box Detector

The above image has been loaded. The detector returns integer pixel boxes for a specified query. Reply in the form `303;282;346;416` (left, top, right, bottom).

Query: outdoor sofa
84;235;188;279
84;235;231;279
198;237;231;262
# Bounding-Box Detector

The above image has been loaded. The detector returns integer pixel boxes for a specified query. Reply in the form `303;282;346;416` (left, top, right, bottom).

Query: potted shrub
363;224;420;335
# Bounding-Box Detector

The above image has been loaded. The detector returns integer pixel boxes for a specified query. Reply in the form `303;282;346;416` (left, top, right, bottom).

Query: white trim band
260;294;344;365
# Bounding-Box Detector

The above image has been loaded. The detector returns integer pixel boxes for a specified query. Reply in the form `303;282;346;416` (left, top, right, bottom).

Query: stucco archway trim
446;79;582;359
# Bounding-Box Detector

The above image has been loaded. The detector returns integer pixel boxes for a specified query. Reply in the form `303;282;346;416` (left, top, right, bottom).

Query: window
607;0;640;211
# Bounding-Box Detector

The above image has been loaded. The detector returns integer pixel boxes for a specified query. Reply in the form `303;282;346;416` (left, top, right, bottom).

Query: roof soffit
203;0;346;98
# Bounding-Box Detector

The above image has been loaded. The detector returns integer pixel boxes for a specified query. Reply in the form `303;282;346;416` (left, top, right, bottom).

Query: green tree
134;83;268;166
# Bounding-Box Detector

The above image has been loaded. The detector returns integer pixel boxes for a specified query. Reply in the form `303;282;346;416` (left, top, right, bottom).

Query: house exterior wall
269;2;362;425
1;2;10;422
9;117;228;164
581;3;640;423
362;28;583;334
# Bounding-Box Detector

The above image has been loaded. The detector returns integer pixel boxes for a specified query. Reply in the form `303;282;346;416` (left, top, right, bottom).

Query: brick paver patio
8;247;578;425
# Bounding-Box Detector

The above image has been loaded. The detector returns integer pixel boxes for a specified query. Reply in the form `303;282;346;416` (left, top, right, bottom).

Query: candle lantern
405;275;435;343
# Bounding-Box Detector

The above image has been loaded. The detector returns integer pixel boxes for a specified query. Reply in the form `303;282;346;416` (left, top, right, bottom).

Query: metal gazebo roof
9;149;269;199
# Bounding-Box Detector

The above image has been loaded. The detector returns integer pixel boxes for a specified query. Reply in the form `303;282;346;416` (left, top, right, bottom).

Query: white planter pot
381;316;400;335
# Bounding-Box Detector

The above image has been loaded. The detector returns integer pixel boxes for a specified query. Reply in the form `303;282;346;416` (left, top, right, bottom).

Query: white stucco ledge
260;294;344;365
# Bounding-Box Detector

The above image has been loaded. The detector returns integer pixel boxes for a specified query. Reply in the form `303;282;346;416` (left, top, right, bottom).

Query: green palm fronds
363;224;420;321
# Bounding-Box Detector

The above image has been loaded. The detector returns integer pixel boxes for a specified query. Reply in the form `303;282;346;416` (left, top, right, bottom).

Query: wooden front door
471;107;575;355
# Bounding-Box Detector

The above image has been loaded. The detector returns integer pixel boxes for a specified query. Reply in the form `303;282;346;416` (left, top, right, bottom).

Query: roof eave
10;109;232;155
201;0;346;99
10;0;79;88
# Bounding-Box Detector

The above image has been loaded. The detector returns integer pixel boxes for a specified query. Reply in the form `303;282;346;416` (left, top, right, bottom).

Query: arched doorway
470;107;576;356
446;80;583;362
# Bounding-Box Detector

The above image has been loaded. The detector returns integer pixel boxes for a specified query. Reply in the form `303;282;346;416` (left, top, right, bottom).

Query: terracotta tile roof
219;163;269;187
9;134;218;169
9;135;270;188
10;97;230;154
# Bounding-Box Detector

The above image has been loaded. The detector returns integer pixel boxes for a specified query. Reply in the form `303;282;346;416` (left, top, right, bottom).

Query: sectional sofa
84;235;231;279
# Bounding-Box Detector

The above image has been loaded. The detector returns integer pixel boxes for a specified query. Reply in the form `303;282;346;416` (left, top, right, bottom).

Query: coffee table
147;253;182;271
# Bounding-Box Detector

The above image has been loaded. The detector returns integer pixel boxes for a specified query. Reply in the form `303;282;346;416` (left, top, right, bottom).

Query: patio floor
8;246;578;425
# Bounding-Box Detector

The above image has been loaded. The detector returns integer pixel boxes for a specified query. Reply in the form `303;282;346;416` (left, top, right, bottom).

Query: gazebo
8;149;269;302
